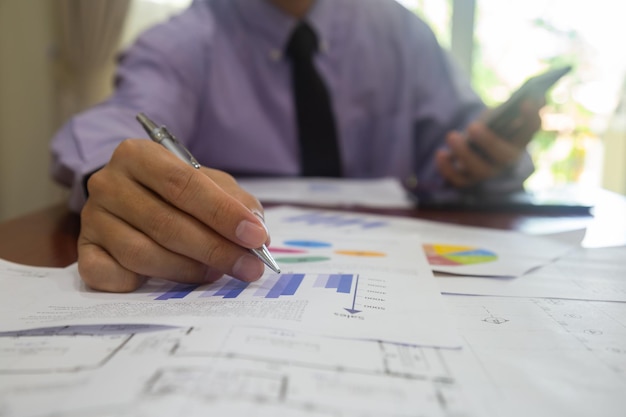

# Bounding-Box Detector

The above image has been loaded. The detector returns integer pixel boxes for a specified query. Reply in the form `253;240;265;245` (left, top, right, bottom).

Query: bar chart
313;274;354;294
150;273;357;301
154;283;200;301
283;212;389;230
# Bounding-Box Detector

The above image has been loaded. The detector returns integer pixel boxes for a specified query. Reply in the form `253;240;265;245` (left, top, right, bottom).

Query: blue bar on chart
201;278;250;299
285;213;388;229
154;283;200;300
253;273;305;298
285;213;337;226
253;274;279;298
361;221;387;229
314;274;354;294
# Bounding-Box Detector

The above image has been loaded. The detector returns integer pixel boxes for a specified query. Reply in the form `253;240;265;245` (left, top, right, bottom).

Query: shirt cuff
67;147;114;213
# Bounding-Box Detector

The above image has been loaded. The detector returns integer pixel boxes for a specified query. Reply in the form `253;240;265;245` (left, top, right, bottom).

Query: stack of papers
1;178;625;417
264;205;573;278
0;226;477;417
237;177;414;208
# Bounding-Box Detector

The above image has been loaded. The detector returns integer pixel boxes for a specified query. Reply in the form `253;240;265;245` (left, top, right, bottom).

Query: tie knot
286;22;319;60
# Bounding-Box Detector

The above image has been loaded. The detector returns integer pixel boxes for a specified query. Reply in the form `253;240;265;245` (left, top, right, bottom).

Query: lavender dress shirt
50;0;533;212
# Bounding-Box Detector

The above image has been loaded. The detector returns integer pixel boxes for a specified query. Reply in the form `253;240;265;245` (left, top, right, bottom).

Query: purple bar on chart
336;274;353;294
361;221;387;229
325;274;341;289
253;274;279;297
315;274;353;294
213;279;249;299
333;218;362;227
313;274;329;288
199;283;218;298
286;213;320;225
155;283;199;300
281;274;305;296
266;274;305;298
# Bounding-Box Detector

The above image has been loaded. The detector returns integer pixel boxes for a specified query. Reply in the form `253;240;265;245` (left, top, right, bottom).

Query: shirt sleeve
49;3;211;212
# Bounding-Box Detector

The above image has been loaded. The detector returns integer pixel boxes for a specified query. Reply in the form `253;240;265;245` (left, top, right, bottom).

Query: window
120;0;192;49
397;0;452;48
402;0;626;194
474;0;626;192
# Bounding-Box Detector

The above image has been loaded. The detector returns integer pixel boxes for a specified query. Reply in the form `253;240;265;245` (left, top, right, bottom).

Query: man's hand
435;98;543;188
78;139;269;293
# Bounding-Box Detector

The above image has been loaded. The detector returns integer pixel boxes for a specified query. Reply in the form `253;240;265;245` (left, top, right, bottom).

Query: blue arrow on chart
344;275;362;314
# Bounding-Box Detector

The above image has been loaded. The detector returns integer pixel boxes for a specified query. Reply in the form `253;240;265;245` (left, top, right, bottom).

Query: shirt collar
232;0;339;58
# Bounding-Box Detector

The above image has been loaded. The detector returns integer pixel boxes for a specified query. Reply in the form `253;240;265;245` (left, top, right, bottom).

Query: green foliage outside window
404;0;606;190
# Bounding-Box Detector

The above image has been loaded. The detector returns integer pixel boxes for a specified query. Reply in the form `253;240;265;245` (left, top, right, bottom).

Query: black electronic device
484;65;573;138
411;186;593;214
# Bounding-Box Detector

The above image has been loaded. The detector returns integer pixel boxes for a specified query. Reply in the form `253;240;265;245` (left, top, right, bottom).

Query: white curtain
56;0;131;120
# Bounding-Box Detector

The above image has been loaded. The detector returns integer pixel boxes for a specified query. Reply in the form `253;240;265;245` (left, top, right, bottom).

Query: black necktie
286;22;342;177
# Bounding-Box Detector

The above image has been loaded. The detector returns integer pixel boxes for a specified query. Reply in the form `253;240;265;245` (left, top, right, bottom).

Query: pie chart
423;244;497;266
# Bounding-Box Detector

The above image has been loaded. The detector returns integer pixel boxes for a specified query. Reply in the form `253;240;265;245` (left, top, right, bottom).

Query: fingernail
233;254;264;282
236;220;267;247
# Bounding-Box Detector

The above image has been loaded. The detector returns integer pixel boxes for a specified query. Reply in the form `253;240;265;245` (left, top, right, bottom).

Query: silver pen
136;113;281;274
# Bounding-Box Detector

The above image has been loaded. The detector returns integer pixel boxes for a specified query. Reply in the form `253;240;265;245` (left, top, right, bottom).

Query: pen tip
252;245;281;275
264;255;282;275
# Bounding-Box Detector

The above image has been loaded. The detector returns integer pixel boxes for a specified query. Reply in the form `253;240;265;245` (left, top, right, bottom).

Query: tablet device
411;186;594;214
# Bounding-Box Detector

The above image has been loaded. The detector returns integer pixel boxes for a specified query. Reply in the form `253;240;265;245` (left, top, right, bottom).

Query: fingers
78;198;236;293
468;97;543;168
437;121;529;188
436;130;498;187
109;140;268;249
78;236;226;293
78;215;223;293
78;240;148;293
84;183;263;278
78;139;268;292
202;168;263;215
200;168;271;245
435;95;545;187
510;98;543;147
466;123;524;168
436;147;473;188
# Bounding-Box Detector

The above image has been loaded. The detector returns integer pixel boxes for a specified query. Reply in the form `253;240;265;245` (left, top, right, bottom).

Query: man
50;0;542;292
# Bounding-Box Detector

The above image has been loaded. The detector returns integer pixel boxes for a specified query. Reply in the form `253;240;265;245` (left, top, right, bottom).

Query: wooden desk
0;204;80;267
1;188;624;267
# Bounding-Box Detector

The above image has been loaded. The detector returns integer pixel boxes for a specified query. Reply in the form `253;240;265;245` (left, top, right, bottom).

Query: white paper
237;177;414;208
0;323;487;417
541;228;587;246
264;206;574;278
3;277;625;416
437;245;626;301
0;232;459;348
581;188;626;248
0;231;485;417
0;218;623;416
445;294;626;417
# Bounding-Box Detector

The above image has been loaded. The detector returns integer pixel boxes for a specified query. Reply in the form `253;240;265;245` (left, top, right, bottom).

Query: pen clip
159;126;202;169
136;112;201;169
